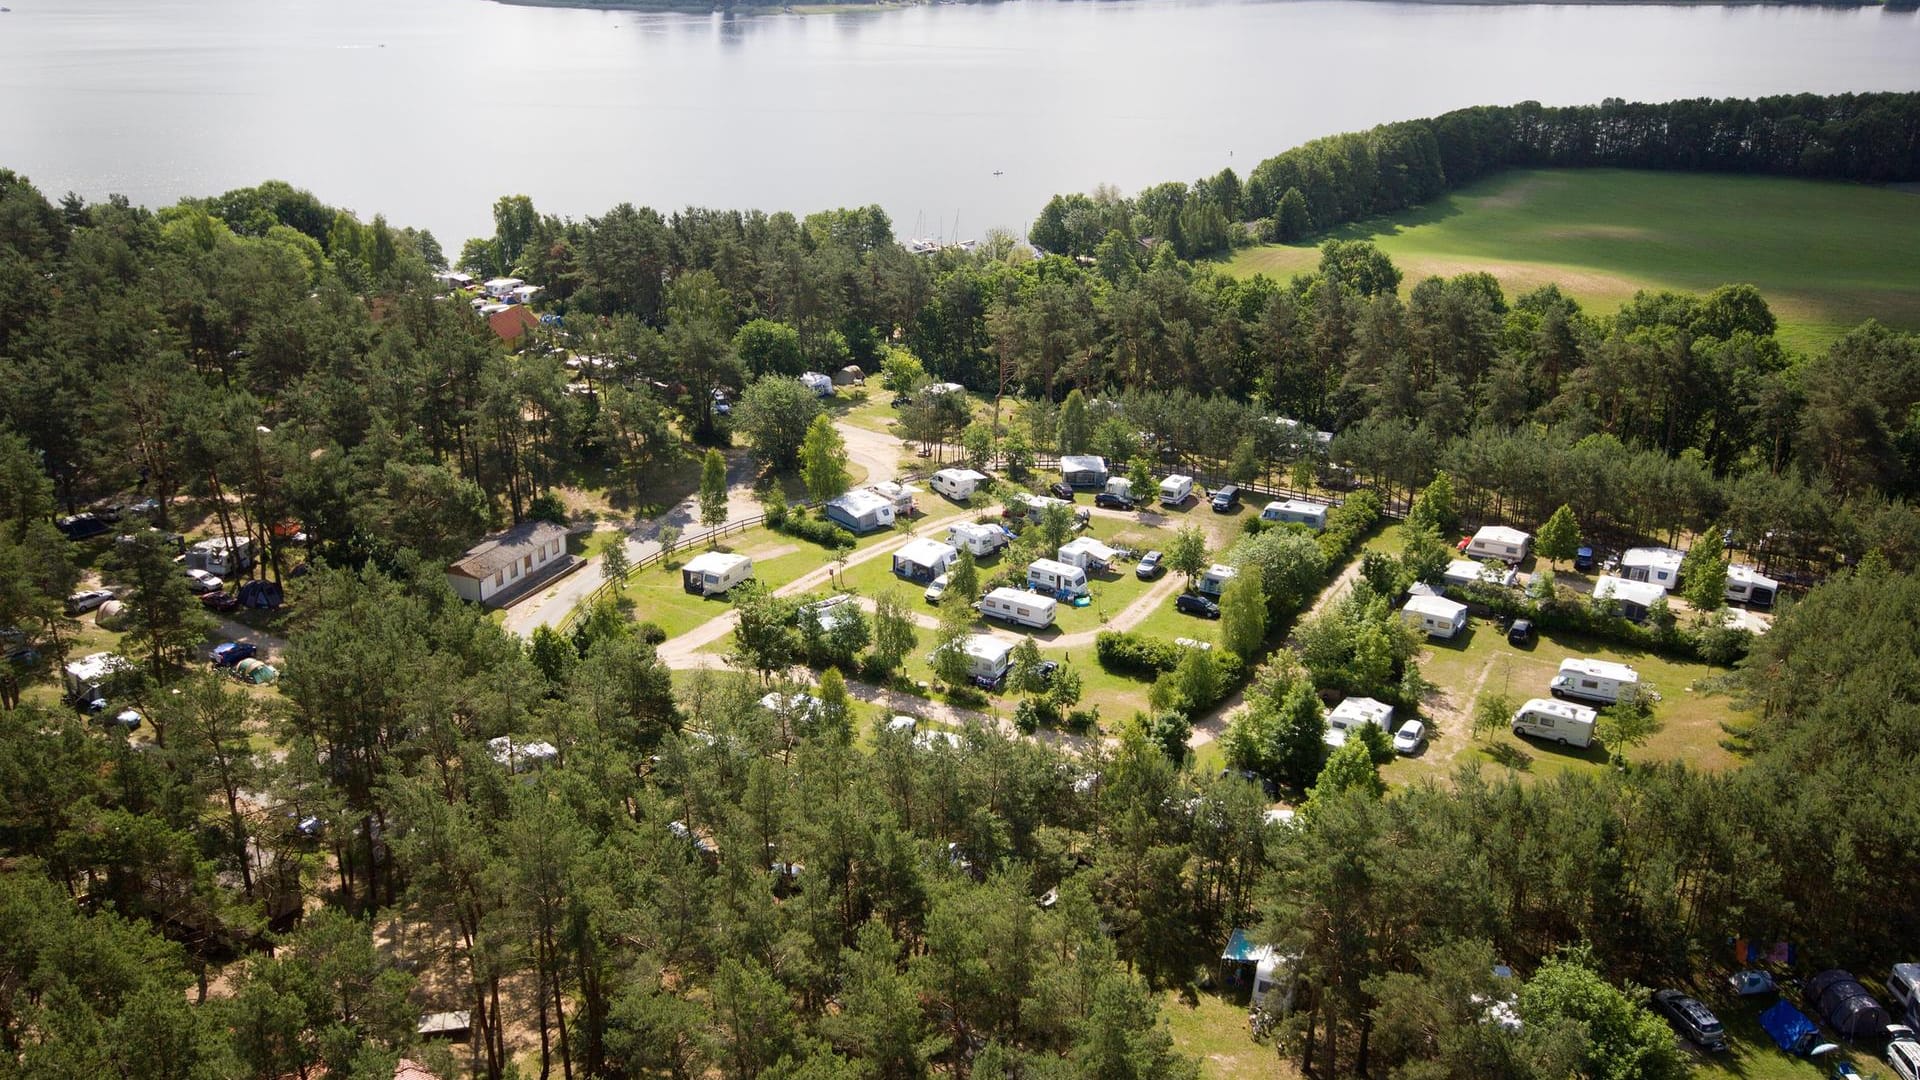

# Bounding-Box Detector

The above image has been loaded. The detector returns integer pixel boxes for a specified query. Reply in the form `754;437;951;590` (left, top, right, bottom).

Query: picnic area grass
1161;988;1294;1080
1221;168;1920;354
1382;615;1748;789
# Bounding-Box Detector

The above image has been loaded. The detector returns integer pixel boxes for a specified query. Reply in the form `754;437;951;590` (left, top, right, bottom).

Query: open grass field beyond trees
1224;169;1920;353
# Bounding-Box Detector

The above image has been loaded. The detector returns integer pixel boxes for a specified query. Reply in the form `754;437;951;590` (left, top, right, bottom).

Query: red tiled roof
488;305;539;342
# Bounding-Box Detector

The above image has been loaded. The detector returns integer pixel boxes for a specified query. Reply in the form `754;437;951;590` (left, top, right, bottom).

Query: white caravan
947;522;1011;557
929;468;989;501
1159;475;1194;506
1401;593;1469;639
1510;698;1597;748
681;551;753;596
976;587;1058;629
1260;499;1330;531
1027;558;1090;599
1466;526;1532;565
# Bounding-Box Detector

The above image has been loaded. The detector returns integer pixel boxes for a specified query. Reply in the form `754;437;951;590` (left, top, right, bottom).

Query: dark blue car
1574;545;1595;572
210;642;257;667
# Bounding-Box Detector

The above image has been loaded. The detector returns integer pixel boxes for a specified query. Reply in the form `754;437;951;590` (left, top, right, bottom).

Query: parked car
1651;990;1728;1052
1211;485;1241;512
289;814;326;840
183;569;224;594
891;394;912;408
713;400;731;416
1034;660;1060;685
107;709;143;732
923;573;950;604
210;642;258;667
1887;1039;1920;1080
970;669;1006;691
1507;618;1534;646
1574;545;1596;572
1392;720;1427;754
1176;593;1220;619
1094;491;1133;510
129;497;162;516
1048;482;1076;501
1136;550;1164;580
56;514;110;540
200;590;242;613
65;588;116;615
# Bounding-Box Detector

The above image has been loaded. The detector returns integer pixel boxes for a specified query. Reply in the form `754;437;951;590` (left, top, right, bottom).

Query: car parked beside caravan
1510;697;1597;748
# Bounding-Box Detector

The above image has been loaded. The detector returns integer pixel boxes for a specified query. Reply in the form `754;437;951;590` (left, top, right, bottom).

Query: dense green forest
3;90;1920;1079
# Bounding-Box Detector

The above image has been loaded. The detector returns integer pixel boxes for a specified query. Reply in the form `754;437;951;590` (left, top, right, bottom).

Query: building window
495;571;503;587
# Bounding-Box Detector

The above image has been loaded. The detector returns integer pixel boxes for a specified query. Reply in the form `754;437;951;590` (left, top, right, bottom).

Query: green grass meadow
1224;169;1920;353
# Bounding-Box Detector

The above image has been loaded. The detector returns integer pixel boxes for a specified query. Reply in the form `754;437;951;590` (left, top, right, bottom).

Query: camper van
947;522;1011;557
1401;593;1469;639
1549;658;1639;706
1027;558;1090;599
976;587;1058;629
929;468;989;501
681;551;753;596
1465;526;1532;565
1159;475;1194;506
1260;499;1330;531
1889;964;1920;1028
1197;564;1239;598
1510;698;1597;748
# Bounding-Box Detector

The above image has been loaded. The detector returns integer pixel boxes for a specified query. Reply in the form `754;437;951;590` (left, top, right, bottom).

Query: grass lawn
1383;615;1747;789
1160;989;1295;1080
618;564;743;639
1221;168;1920;353
1691;997;1894;1080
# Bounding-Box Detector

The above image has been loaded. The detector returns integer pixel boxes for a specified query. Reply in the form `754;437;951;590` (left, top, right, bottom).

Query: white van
1889;964;1920;1028
1510;698;1597;748
1549;658;1639;706
976;587;1057;629
1027;558;1090;599
929;468;989;501
681;552;753;597
1159;475;1194;506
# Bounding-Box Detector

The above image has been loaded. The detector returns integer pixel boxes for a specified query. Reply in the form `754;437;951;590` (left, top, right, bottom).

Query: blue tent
1759;1000;1818;1055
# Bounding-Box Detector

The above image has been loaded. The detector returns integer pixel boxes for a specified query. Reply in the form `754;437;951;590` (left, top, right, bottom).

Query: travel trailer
799;371;835;397
1401;593;1469;639
947;522;1011;557
1260;499;1330;531
1443;559;1518;590
1549;658;1639;706
1510;697;1597;748
929;468;989;501
1325;697;1395;748
1725;563;1779;607
1159;475;1194;506
865;481;920;516
681;551;753;596
1592;575;1666;622
1621;547;1684;591
1027;558;1090;599
1466;526;1532;564
1197;563;1239;598
976;587;1058;629
935;633;1016;687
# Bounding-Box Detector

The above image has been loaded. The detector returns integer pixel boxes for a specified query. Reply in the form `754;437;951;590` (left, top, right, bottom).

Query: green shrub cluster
770;508;855;551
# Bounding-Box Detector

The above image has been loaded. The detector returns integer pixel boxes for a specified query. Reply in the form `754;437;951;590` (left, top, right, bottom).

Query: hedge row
1452;578;1751;666
771;508;856;551
1094;631;1245;682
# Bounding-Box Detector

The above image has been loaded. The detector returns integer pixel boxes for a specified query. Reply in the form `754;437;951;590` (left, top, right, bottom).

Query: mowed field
1223;169;1920;353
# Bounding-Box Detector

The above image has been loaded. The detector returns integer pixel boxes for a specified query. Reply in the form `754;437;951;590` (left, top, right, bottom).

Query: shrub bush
772;508;854;550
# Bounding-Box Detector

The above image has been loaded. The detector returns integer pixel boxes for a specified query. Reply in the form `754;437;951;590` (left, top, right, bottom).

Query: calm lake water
1;0;1916;245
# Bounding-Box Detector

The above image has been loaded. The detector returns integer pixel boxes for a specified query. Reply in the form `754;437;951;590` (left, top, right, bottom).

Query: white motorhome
188;535;256;576
1550;658;1639;706
1621;547;1684;591
681;551;753;596
976;587;1057;629
1888;963;1920;1028
947;522;1011;557
929;468;989;501
1510;697;1597;748
1056;536;1119;572
1197;563;1239;598
1260;499;1330;531
892;538;959;583
1725;563;1779;608
1027;558;1090;599
63;651;130;705
1466;526;1532;565
1401;593;1469;639
1325;697;1395;748
1159;475;1194;506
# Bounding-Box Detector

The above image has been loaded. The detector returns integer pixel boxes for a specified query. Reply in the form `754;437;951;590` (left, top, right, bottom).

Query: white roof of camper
1204;563;1239;580
1059;454;1107;473
949;522;998;540
1517;697;1596;723
1058;536;1118;561
1160;474;1193;489
984;586;1056;612
1403;593;1467;619
1445;559;1511;584
896;537;958;566
926;381;967;395
487;736;558;766
1557;657;1639;683
759;691;820;714
1328;697;1395;727
1593;575;1666;608
801;370;831;383
1472;525;1531;546
933;467;988;483
64;651;129;683
1727;563;1778;588
1621;547;1684;572
1029;557;1084;577
868;480;920;499
682;551;750;575
829;488;893;517
1269;498;1328;516
962;634;1015;664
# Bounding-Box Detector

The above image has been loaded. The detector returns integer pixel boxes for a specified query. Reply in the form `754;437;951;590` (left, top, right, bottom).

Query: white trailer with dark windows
893;538;959;583
935;634;1016;686
1621;547;1685;591
976;587;1058;629
1466;526;1532;565
1725;564;1779;607
1260;499;1330;531
1401;593;1469;639
1159;475;1194;506
1027;558;1090;599
1510;698;1597;748
866;481;920;517
929;468;989;501
1198;563;1239;598
1593;575;1666;622
1550;658;1639;706
1059;455;1109;489
1324;697;1395;748
1008;493;1088;526
825;488;897;534
681;552;753;596
947;522;1011;557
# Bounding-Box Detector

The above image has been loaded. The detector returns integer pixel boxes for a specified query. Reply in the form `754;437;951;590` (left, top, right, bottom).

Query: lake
0;0;1915;245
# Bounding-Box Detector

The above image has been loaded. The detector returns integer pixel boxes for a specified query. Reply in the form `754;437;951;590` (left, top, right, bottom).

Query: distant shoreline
490;0;1894;15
